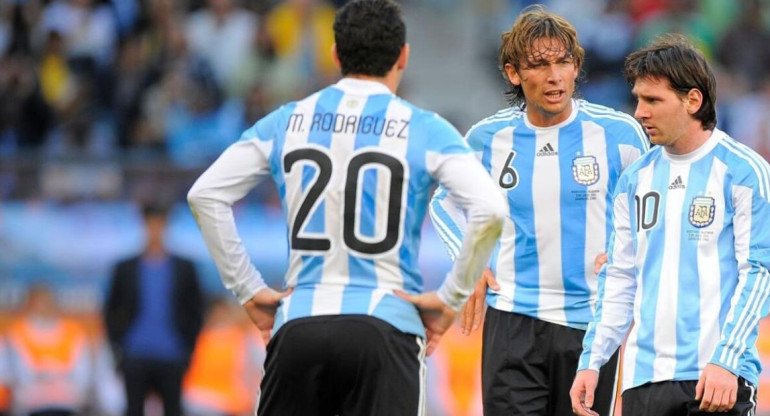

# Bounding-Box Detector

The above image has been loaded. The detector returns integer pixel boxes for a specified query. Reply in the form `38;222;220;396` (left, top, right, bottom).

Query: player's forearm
434;156;506;310
188;195;267;304
710;263;769;374
578;280;635;371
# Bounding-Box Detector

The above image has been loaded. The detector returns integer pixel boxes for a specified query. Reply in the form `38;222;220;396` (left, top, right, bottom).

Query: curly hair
498;5;585;109
333;0;405;77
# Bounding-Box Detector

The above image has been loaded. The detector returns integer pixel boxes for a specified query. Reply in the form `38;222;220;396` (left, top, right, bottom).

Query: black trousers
482;308;620;416
622;378;757;416
122;357;186;416
257;315;425;416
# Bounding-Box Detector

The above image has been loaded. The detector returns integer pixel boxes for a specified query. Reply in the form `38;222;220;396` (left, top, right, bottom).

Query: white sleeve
187;140;271;304
428;185;468;262
430;152;506;311
579;192;636;371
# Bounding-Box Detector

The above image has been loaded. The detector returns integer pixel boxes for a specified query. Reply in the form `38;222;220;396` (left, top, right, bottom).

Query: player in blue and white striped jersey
187;1;506;415
430;6;648;416
572;35;770;416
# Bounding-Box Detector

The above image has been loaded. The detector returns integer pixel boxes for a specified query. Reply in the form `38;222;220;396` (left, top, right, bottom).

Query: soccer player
429;5;649;415
187;0;507;415
571;34;770;416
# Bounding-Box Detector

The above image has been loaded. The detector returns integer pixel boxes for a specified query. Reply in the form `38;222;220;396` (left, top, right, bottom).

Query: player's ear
331;43;342;71
684;88;703;116
396;43;409;71
504;63;521;86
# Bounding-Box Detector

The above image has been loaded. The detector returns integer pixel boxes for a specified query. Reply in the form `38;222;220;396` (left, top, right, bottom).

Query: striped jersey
188;78;505;338
579;129;770;389
430;99;649;329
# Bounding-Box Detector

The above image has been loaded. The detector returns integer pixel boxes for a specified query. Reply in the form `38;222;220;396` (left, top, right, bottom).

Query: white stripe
606;355;621;416
374;98;412;291
493;218;517;311
415;337;427;416
428;190;462;260
743;378;757;416
533;127;566;324
618;144;643;171
651;164;688;381
581;121;609;316
697;158;726;373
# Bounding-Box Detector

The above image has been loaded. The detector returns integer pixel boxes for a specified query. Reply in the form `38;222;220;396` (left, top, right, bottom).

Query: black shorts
622;378;757;416
482;308;620;416
257;315;426;416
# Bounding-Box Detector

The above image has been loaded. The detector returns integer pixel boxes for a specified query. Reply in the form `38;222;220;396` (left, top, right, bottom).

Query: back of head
333;0;405;77
624;34;717;130
142;202;169;221
498;4;584;108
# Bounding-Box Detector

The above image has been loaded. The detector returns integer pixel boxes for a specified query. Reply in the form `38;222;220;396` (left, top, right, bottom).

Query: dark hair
142;202;169;219
624;34;717;130
499;5;584;108
333;0;405;77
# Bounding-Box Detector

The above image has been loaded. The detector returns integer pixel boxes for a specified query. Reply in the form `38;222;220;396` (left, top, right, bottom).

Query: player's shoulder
466;107;525;137
393;96;461;134
714;129;770;184
578;100;648;148
621;145;662;178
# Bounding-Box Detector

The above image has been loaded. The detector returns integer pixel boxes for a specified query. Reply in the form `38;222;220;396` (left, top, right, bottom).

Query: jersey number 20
284;147;406;256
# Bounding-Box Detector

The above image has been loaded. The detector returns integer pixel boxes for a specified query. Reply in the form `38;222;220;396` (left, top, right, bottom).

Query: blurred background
0;0;769;414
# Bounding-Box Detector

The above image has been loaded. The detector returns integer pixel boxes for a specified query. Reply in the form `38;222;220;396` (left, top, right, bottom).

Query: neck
665;127;712;155
345;72;400;94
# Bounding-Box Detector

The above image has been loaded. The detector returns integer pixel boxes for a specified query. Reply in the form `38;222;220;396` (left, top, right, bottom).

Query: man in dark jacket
104;203;204;416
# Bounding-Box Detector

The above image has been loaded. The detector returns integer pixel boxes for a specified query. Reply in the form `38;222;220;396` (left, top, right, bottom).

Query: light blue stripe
399;107;430;293
509;126;539;316
560;126;591;327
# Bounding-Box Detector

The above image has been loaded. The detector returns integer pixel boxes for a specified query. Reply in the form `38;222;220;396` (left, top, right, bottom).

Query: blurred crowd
0;0;768;193
0;0;345;169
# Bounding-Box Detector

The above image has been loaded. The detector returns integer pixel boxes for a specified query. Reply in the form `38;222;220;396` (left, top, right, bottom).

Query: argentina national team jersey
191;78;484;338
579;129;770;390
430;99;648;329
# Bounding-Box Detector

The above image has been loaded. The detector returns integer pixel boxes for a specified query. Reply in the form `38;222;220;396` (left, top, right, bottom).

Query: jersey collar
523;99;579;131
663;128;724;164
334;78;393;96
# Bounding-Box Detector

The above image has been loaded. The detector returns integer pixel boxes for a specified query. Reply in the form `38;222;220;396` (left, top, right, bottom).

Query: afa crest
572;156;599;186
689;196;715;228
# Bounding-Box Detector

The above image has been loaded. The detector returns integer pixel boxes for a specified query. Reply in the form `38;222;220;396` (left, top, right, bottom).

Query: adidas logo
669;176;686;190
536;143;558;157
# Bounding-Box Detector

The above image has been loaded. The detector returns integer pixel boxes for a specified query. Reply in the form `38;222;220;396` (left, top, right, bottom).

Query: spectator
4;285;93;416
183;297;264;416
104;203;204;416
